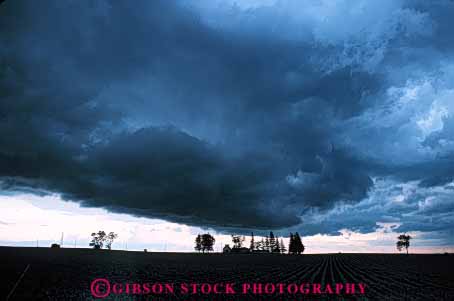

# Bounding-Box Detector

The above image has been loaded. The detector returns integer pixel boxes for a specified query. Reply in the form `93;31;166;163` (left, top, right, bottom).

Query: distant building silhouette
223;244;231;253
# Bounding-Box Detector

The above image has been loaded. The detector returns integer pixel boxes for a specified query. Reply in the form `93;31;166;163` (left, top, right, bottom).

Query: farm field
1;247;453;300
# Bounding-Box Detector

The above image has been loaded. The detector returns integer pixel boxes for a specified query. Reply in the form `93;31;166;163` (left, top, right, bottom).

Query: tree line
194;231;305;254
83;230;412;254
248;232;287;253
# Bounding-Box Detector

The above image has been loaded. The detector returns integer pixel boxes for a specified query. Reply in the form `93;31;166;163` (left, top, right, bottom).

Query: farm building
223;244;231;253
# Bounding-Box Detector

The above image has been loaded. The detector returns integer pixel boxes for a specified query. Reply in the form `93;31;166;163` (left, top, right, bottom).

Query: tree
90;231;106;249
272;236;281;253
257;238;265;251
249;232;255;251
288;232;305;254
201;233;215;253
231;235;245;249
279;238;287;254
294;232;305;254
105;232;118;250
396;234;412;254
269;232;278;253
194;234;202;252
264;235;270;252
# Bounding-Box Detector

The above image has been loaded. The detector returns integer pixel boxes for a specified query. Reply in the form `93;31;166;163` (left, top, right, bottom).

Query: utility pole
60;232;64;247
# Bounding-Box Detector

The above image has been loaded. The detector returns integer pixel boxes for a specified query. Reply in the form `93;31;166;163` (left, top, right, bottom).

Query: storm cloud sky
1;0;453;241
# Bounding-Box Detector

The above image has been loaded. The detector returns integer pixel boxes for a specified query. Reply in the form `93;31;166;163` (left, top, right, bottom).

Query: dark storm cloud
0;0;453;236
68;127;301;228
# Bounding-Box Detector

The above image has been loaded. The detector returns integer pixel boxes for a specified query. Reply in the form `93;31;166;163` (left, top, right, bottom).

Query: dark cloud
0;0;453;237
68;126;300;228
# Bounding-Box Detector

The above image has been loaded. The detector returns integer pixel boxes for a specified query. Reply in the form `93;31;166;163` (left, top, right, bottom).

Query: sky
0;0;453;253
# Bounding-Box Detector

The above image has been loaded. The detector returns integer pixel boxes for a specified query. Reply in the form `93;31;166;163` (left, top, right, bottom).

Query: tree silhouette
294;232;305;254
288;232;305;254
258;238;265;250
272;235;281;253
396;234;412;254
269;232;279;253
249;232;255;251
105;232;118;250
264;235;270;252
194;234;202;252
89;231;106;249
201;233;215;253
231;235;245;249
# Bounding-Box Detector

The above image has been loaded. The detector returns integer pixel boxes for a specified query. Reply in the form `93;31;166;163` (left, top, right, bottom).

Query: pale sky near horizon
1;193;452;254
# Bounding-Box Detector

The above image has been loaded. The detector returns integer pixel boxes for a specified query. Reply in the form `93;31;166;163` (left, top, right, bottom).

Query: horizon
1;193;452;254
1;245;451;255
